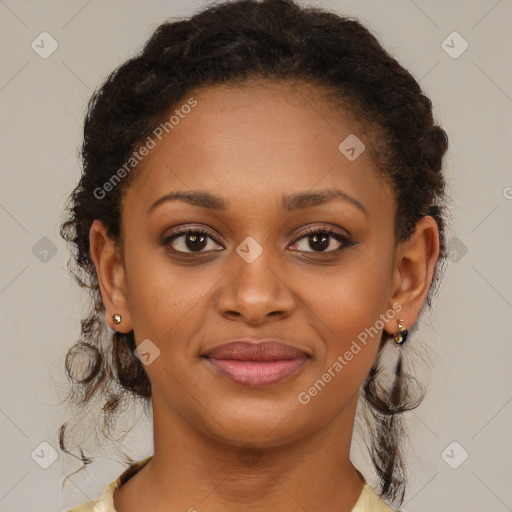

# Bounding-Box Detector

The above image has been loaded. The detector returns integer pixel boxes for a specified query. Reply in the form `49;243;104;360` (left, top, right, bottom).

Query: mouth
202;340;310;388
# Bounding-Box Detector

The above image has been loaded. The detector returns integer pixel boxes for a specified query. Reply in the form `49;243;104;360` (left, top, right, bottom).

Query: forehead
122;80;394;220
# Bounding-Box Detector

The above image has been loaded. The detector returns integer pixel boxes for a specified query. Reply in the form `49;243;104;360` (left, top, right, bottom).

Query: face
110;80;401;448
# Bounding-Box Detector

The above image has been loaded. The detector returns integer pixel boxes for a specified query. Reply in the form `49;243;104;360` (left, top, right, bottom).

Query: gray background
0;0;511;511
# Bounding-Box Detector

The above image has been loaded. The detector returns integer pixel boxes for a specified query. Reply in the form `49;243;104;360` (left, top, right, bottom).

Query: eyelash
161;225;354;255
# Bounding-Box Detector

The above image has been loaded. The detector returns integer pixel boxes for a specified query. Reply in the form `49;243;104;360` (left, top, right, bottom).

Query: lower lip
204;358;308;387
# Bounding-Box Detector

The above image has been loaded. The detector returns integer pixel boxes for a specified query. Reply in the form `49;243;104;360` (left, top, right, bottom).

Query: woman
60;0;449;510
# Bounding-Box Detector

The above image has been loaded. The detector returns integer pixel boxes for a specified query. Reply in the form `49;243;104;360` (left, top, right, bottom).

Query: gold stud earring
112;313;122;325
393;318;408;346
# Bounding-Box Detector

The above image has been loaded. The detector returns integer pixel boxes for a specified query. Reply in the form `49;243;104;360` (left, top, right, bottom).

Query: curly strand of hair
362;346;426;505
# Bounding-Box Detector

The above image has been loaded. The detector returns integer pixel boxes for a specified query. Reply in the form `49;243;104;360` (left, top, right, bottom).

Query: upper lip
203;339;311;361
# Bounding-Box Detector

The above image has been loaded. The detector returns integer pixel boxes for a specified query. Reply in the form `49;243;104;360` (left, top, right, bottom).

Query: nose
215;250;296;325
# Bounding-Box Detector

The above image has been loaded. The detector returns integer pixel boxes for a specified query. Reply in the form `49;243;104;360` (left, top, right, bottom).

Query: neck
114;395;366;512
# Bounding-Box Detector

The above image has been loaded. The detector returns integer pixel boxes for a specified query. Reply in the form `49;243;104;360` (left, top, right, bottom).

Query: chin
197;398;315;448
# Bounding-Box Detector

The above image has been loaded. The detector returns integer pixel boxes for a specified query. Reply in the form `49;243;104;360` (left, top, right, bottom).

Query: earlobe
385;215;440;335
89;219;133;333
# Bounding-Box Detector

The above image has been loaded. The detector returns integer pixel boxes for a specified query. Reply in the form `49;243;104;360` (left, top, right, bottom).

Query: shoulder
67;499;101;512
66;456;153;512
351;484;400;512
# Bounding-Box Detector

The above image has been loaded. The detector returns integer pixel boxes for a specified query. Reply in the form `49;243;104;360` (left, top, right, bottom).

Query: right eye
162;227;224;254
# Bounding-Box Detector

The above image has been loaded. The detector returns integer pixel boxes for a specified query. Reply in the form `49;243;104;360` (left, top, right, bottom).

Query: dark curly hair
58;0;450;507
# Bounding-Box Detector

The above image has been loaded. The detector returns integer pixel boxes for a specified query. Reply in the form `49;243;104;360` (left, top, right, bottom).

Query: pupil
311;234;328;251
187;234;207;251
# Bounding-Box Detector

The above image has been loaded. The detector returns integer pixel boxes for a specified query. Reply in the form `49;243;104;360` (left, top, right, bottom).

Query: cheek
122;243;194;337
123;246;227;358
314;251;392;377
322;256;391;332
301;273;389;415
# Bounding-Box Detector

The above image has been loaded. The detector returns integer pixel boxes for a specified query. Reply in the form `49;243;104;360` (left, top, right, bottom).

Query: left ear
384;215;440;335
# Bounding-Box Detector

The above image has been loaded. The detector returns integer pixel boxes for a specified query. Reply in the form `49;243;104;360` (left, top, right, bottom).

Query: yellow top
67;456;398;512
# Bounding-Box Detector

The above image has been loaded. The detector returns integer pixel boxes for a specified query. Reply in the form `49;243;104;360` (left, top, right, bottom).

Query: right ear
89;219;133;333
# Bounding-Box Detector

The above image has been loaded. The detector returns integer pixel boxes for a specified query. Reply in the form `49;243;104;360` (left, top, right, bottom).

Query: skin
89;79;440;512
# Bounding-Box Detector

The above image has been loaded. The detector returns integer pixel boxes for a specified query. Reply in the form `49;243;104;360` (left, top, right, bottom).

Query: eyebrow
148;188;369;217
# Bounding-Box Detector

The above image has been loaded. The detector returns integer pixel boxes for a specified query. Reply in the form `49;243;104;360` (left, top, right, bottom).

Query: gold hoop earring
393;318;408;347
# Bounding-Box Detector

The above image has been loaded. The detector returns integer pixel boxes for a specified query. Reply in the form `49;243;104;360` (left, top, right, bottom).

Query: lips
205;340;309;360
203;340;310;387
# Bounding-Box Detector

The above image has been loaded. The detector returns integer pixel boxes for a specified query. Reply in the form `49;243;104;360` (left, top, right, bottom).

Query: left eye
162;227;353;254
290;227;353;253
